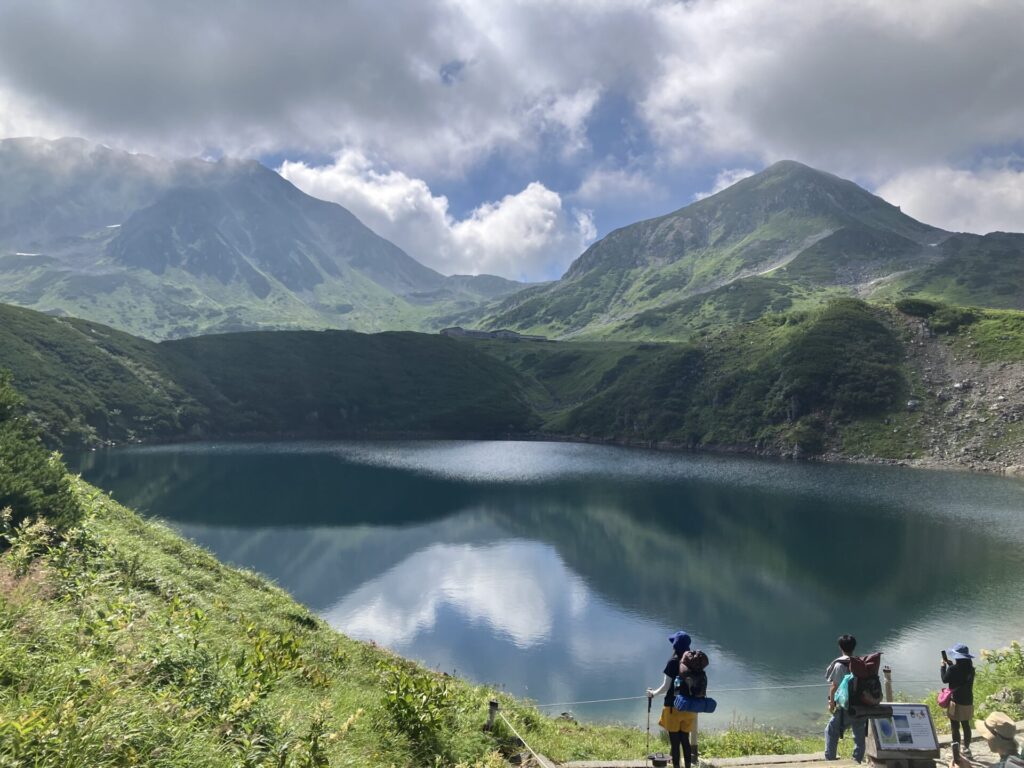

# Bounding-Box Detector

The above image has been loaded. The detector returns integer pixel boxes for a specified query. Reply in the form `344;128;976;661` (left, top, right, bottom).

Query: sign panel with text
872;704;938;752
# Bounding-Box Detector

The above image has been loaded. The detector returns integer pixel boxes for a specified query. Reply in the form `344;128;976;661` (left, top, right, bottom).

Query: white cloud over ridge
280;152;595;279
693;168;756;201
877;164;1024;236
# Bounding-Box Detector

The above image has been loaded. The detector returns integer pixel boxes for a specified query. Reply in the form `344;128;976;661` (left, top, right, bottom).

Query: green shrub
0;372;81;533
930;306;979;334
975;642;1024;721
895;298;941;317
380;663;461;762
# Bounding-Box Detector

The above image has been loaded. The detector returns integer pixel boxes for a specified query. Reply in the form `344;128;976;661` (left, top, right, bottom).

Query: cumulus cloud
280;152;594;280
876;163;1024;235
5;0;1024;256
643;0;1024;173
574;166;660;204
0;0;660;174
693;167;756;200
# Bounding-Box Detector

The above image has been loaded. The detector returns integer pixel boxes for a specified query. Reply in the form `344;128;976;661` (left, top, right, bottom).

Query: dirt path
553;720;1024;768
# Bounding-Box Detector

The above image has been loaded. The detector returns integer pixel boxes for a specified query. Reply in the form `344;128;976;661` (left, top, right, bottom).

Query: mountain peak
728;159;853;193
762;159;815;174
689;158;937;242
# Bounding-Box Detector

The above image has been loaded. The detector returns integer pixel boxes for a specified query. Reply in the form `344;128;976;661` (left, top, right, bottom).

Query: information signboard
871;704;939;752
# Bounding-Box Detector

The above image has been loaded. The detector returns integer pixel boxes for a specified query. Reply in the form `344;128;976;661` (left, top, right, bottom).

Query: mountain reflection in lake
74;440;1024;729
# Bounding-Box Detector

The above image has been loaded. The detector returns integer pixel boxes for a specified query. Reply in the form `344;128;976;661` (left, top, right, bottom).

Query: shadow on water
74;442;1024;725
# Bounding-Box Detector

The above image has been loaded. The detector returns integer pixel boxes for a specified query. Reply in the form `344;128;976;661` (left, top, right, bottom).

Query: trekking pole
646;694;652;767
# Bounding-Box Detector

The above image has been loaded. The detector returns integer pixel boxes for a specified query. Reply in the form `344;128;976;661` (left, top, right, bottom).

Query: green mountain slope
3;298;1023;469
874;232;1024;309
479;161;946;337
0;303;537;447
0;138;527;339
472;161;1024;342
484;299;908;454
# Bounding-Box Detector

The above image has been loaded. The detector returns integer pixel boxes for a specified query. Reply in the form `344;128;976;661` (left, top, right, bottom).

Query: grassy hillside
471;299;908;457
0;304;201;447
3;298;1023;468
162;330;538;437
876;233;1024;310
0;304;538;447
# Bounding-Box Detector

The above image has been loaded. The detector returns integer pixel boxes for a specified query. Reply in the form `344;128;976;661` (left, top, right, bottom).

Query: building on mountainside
440;326;549;342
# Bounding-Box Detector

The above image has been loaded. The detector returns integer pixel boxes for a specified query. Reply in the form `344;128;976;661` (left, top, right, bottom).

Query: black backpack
675;650;708;698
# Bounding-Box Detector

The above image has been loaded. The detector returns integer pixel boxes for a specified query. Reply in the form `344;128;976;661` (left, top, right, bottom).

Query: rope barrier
535;695;647;708
498;711;546;766
534;681;941;709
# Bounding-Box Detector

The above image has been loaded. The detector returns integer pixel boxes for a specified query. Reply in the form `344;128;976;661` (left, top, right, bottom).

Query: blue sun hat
947;643;974;660
669;631;691;655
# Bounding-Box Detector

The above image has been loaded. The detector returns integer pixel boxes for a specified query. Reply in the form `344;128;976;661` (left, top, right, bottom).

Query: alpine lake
73;440;1024;732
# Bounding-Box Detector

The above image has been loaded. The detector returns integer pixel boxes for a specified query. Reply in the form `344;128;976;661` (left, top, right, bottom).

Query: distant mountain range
2;140;1021;341
471;160;1024;338
0;137;524;339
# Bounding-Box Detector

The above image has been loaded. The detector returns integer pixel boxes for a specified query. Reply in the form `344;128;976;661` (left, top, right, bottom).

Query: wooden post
883;665;894;702
485;700;499;731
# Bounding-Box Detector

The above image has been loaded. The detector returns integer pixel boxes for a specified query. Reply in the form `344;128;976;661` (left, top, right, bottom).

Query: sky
2;0;1024;281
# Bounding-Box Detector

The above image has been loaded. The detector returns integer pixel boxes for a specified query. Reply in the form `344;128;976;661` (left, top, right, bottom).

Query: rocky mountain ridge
0;137;524;339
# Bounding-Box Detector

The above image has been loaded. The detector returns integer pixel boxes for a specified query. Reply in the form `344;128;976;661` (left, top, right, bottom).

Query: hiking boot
961;746;973;759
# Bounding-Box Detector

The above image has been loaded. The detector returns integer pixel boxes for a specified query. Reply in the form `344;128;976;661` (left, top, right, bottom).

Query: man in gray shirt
824;633;867;762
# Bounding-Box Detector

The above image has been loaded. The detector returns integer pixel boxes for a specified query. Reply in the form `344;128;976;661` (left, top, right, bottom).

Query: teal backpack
834;673;854;709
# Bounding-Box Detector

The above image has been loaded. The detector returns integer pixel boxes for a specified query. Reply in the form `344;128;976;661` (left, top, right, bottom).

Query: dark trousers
951;719;972;746
669;730;692;768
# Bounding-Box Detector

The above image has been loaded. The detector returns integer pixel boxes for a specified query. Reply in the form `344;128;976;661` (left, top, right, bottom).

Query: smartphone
941;650;949;663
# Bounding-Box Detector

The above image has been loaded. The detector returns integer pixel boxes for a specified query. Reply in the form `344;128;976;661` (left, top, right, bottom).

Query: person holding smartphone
941;644;976;757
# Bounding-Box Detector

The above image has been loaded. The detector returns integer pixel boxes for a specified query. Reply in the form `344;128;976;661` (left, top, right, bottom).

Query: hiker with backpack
940;643;977;758
824;634;870;763
647;631;714;768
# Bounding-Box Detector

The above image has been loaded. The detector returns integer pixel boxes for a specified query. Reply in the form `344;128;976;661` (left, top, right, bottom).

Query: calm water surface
74;441;1024;730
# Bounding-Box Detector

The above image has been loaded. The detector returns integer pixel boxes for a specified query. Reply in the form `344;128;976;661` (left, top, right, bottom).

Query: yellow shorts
659;706;697;733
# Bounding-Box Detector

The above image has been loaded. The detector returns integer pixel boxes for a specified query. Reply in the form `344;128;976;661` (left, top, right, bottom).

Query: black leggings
951;719;972;746
669;731;693;768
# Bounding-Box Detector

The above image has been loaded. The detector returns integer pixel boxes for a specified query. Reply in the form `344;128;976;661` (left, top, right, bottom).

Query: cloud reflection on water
326;541;566;648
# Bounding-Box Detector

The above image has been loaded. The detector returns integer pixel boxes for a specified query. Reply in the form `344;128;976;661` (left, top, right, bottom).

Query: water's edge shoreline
80;428;1024;479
